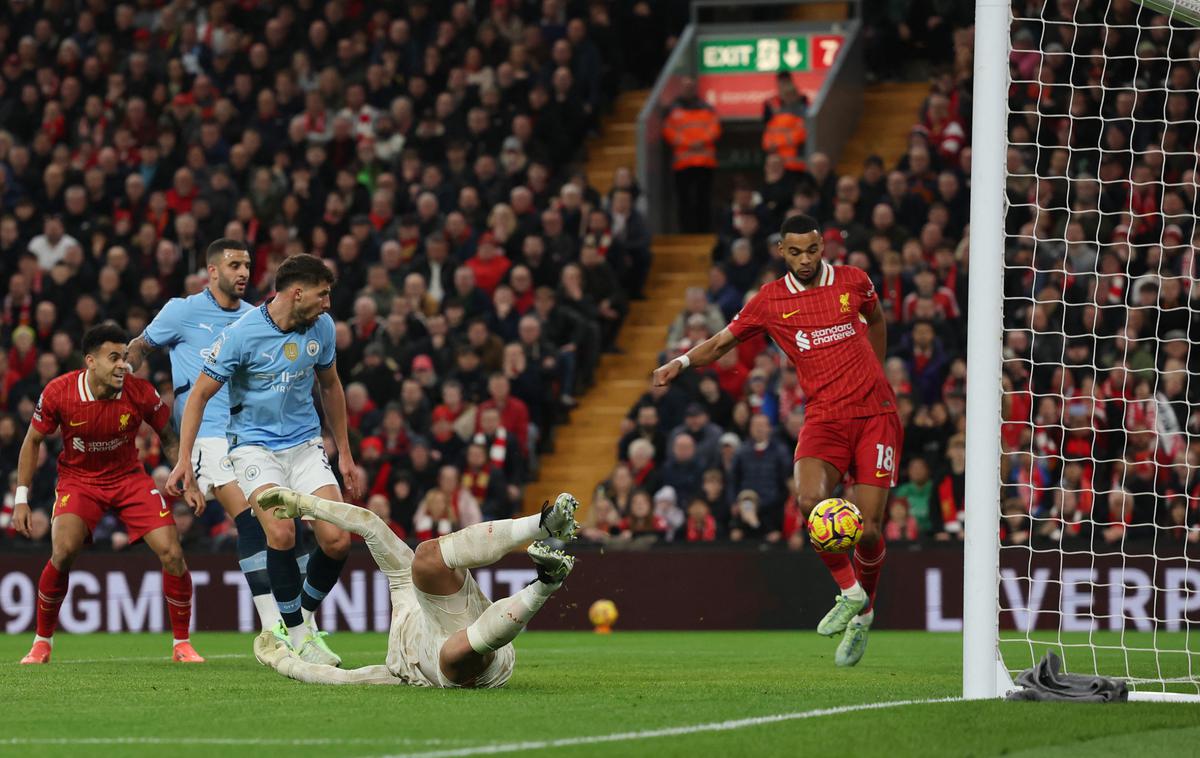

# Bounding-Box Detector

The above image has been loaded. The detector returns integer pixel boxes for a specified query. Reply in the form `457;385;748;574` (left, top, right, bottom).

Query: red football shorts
794;412;904;488
52;473;176;543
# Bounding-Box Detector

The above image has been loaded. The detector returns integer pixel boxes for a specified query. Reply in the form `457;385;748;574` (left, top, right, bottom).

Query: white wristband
674;354;691;370
15;486;29;505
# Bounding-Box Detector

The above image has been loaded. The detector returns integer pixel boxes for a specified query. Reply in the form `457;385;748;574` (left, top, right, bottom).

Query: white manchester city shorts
193;437;237;497
228;437;340;501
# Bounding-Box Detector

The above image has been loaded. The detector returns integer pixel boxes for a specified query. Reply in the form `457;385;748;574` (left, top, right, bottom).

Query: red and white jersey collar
78;370;121;401
783;261;835;293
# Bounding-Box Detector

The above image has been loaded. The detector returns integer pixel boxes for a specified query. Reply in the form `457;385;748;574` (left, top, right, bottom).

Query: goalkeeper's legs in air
834;482;889;668
257;487;579;688
796;457;869;640
433;540;574;687
412;493;579;686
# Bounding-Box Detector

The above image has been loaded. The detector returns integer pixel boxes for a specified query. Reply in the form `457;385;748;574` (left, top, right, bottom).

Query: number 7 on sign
811;35;843;69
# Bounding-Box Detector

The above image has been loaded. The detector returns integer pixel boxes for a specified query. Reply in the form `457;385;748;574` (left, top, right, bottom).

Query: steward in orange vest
661;78;721;232
762;72;808;173
662;91;721;169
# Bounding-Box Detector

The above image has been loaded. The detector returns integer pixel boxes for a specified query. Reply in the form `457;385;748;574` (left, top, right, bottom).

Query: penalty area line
377;697;963;758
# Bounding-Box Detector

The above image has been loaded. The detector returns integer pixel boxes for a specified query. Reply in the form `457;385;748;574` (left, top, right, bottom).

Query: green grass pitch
1;631;1197;757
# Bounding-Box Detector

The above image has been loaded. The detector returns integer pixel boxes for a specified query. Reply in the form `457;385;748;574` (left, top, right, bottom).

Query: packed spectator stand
4;1;1195;556
0;0;687;550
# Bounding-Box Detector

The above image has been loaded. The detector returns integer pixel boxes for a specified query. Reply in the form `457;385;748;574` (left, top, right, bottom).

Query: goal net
967;0;1200;700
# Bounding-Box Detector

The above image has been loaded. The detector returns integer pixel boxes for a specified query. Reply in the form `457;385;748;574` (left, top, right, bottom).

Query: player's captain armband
675;354;691;370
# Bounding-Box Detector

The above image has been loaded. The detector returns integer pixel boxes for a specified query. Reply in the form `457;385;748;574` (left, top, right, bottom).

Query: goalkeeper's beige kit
263;500;515;689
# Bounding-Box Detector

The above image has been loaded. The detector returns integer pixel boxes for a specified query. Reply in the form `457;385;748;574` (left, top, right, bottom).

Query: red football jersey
32;370;170;486
727;262;897;423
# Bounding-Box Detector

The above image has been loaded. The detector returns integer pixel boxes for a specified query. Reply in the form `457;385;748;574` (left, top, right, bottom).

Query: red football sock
36;560;70;638
818;549;858;591
854;539;887;613
162;571;193;641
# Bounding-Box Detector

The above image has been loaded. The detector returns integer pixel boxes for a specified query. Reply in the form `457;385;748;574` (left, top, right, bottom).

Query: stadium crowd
0;0;689;550
588;0;1200;550
2;0;1196;555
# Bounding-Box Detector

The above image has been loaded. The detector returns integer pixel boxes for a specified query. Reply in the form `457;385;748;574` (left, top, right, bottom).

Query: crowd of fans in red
589;0;1200;551
2;1;1195;553
0;0;687;550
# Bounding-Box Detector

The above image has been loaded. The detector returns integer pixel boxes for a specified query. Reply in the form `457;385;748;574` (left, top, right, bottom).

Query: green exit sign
699;37;810;73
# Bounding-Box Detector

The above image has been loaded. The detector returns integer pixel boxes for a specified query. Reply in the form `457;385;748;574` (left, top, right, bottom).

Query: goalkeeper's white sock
465;580;557;653
438;516;546;570
843;581;867;603
852;609;875;626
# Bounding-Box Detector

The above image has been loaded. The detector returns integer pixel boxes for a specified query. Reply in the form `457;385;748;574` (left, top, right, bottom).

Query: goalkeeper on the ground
253;488;578;688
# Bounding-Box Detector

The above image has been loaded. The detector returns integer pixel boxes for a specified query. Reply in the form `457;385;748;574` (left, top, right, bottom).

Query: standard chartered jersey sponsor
794;322;856;351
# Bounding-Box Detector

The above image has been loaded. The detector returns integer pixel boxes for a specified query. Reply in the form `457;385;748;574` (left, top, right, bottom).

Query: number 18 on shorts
793;413;902;487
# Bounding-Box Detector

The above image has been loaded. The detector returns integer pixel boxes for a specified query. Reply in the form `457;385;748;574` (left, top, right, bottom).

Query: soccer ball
588;599;618;632
807;498;864;553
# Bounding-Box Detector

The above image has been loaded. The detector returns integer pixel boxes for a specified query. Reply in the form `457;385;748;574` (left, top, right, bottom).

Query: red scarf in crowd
489;427;508;469
462;465;491;502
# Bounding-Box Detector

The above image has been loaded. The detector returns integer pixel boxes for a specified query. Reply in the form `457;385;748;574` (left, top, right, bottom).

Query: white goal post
964;0;1200;702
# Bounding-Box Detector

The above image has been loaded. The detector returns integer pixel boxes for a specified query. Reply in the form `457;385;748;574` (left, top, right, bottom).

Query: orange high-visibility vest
762;111;808;172
662;105;721;170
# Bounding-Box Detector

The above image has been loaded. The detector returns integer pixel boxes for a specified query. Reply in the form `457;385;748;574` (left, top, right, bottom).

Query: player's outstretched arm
11;425;46;538
316;364;362;499
652;327;740;387
165;372;222;498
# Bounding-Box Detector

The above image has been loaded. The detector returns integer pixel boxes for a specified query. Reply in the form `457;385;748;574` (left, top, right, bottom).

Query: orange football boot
20;640;52;664
172;641;205;663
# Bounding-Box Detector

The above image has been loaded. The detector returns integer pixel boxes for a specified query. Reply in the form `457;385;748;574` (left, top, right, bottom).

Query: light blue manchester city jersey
142;289;254;439
202;304;337;451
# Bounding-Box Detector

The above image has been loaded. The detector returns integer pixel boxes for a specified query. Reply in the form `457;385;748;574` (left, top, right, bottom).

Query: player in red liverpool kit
11;324;207;664
653;214;898;667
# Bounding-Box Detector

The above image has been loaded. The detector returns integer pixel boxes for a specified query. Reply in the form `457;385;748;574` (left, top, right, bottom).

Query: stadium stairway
525;234;713;517
836;82;930;176
583;89;648;196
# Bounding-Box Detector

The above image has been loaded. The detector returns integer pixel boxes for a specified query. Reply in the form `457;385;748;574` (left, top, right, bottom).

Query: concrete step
836;82;928;176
